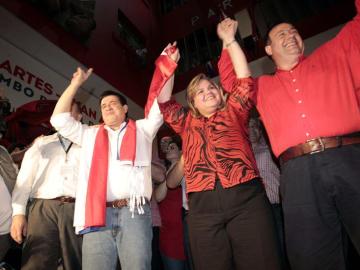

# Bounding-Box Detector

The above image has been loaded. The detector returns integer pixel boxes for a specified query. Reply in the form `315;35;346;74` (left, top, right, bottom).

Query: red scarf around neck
84;119;136;228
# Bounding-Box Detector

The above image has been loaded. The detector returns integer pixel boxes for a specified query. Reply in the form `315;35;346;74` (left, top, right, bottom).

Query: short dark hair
99;90;127;106
99;90;128;119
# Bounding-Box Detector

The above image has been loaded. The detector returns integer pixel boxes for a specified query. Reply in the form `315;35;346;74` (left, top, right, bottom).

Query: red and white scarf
84;120;136;228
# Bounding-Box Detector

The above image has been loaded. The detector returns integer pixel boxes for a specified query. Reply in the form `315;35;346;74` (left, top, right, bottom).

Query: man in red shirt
219;1;360;269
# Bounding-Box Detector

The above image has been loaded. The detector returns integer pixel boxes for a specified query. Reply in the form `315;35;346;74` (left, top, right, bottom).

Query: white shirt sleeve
138;99;163;140
11;139;41;216
50;112;86;146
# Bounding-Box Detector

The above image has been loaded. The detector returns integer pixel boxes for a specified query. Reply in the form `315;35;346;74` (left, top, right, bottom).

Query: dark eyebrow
275;27;295;36
275;30;286;36
101;100;118;107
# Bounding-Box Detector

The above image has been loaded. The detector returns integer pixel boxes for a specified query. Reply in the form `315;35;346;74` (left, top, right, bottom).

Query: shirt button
306;132;310;137
64;177;68;181
301;113;306;118
298;100;302;104
290;70;293;73
295;89;299;92
292;78;296;82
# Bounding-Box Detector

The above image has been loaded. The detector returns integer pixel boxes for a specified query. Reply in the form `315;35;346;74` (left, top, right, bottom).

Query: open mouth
204;95;215;101
284;39;299;49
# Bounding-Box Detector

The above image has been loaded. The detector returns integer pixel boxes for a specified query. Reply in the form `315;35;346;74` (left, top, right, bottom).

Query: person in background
151;137;166;270
248;116;289;269
0;90;17;266
154;135;187;270
0;144;18;263
160;137;193;270
0;174;12;262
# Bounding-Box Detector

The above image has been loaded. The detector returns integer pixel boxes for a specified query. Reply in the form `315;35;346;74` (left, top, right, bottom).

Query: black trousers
182;211;194;270
0;233;11;261
187;179;281;270
280;144;360;270
21;199;82;270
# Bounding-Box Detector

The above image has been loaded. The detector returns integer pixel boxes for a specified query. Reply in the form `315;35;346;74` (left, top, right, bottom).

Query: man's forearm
52;82;80;116
158;74;174;103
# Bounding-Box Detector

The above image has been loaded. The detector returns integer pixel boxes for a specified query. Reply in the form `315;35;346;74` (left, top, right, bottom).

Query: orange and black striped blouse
159;76;259;193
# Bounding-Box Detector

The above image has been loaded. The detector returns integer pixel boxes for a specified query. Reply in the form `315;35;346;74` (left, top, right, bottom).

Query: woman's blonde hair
186;73;227;118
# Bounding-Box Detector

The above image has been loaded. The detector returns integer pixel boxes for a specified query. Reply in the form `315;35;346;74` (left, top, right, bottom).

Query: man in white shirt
10;102;82;270
50;48;176;270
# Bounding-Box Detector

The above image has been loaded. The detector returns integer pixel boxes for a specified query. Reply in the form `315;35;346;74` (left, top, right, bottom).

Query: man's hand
217;18;238;44
70;67;93;88
52;67;93;117
160;136;172;153
10;215;28;244
163;42;180;63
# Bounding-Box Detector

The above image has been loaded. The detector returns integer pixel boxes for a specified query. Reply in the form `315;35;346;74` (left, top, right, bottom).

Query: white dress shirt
50;99;163;233
181;177;189;210
0;175;12;235
12;133;81;216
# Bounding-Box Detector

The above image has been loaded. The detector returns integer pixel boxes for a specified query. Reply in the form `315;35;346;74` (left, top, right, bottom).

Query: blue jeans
161;253;186;270
82;204;153;270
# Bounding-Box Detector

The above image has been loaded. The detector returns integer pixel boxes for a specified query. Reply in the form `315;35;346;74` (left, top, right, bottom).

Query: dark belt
106;199;129;208
50;196;75;203
279;134;360;164
106;198;150;208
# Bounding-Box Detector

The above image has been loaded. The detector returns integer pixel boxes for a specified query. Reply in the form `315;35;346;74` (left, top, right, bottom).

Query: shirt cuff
233;77;253;88
158;100;178;114
12;203;26;216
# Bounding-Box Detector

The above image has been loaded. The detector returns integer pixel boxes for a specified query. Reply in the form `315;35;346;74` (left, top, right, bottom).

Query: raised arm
52;67;93;116
151;138;167;184
166;155;184;189
154;156;184;202
141;43;179;139
217;18;251;78
158;74;174;104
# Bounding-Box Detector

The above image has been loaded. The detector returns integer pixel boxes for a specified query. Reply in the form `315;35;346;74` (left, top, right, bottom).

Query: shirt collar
104;121;127;134
275;54;306;73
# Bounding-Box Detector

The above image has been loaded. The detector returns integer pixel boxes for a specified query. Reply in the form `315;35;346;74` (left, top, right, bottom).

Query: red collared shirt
220;1;360;157
159;78;259;193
